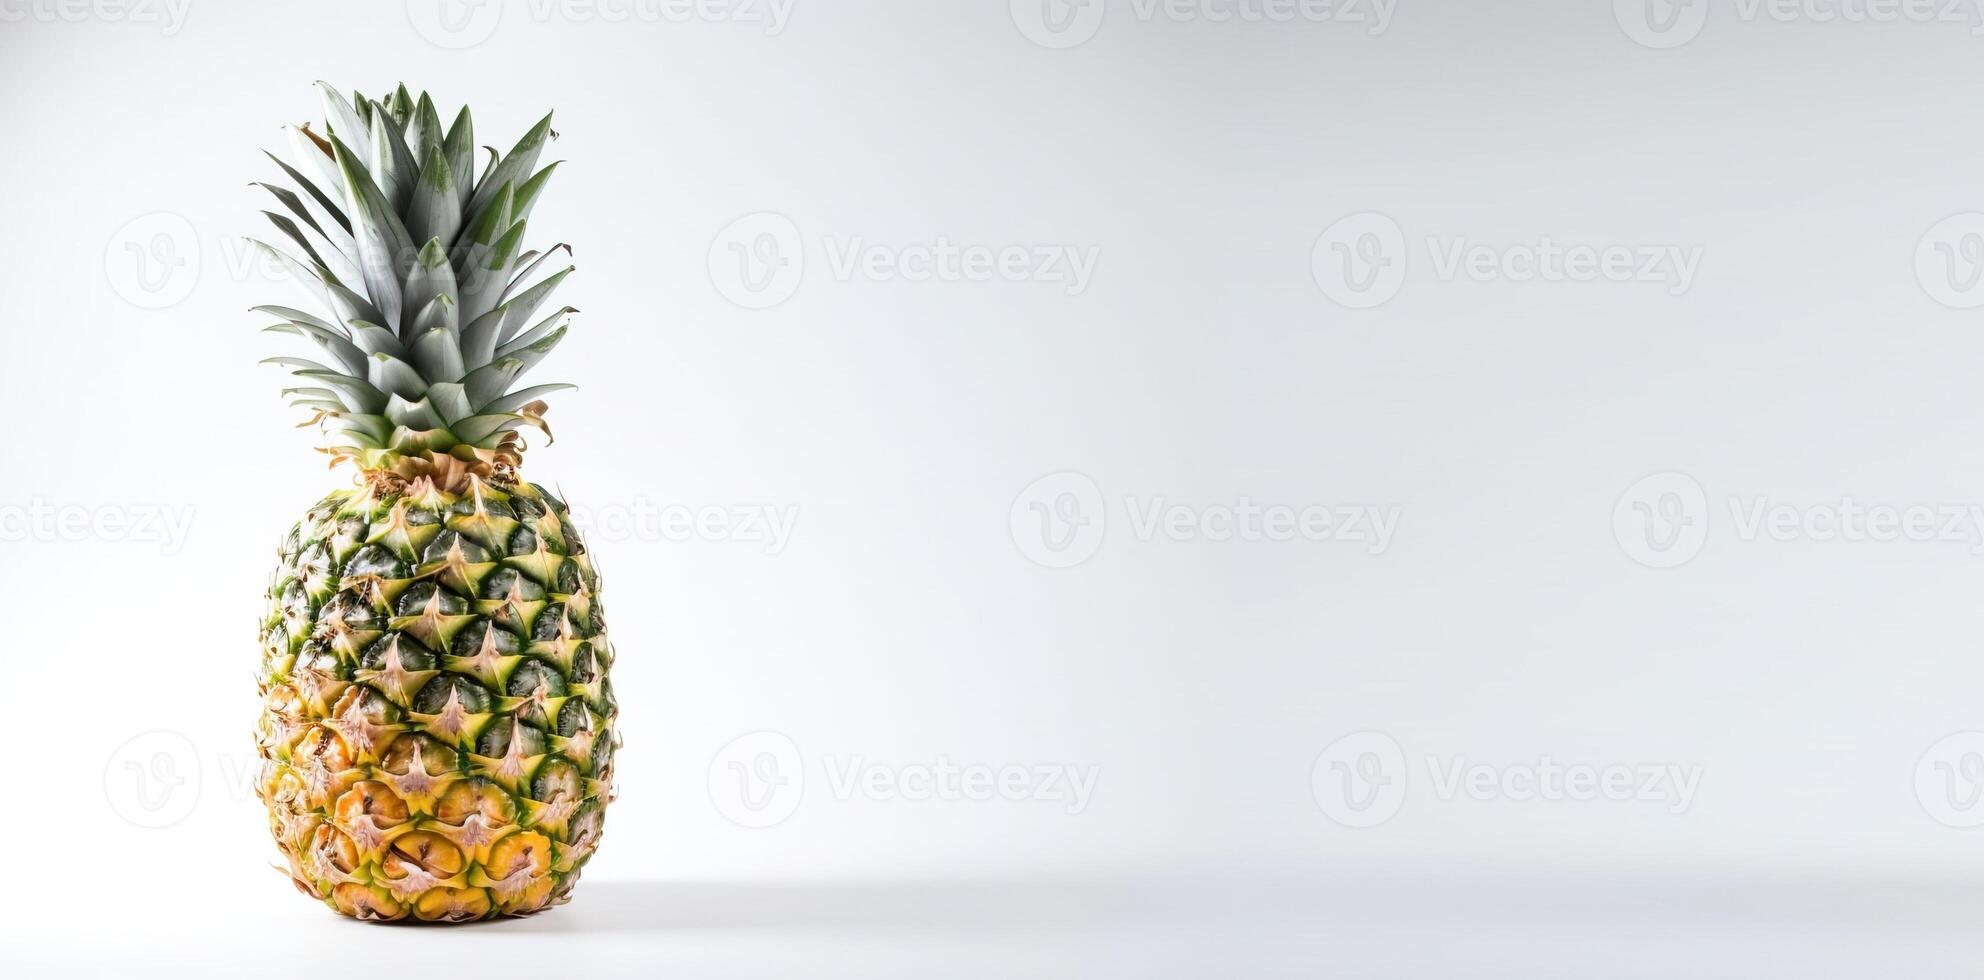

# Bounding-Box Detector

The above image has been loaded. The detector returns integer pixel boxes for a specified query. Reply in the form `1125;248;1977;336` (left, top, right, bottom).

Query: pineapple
250;83;616;922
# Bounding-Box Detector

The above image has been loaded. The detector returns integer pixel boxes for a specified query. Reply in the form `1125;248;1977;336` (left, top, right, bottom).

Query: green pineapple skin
255;478;616;922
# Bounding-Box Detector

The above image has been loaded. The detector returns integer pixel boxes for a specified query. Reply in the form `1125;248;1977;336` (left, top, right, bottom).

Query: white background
8;0;1984;975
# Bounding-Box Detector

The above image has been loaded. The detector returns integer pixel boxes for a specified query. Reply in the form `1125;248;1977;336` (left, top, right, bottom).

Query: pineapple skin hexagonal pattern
256;476;616;922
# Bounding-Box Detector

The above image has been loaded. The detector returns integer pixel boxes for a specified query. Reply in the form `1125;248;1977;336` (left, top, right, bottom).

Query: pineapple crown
255;82;575;491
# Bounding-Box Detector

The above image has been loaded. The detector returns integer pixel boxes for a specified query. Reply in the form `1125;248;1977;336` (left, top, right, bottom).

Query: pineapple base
255;477;617;922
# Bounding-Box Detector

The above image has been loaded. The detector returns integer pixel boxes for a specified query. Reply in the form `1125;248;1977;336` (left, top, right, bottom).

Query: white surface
6;1;1984;974
12;868;1984;977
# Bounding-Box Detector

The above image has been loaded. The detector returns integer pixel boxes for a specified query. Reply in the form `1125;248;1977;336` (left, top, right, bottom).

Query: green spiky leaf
403;239;460;339
331;136;415;329
408;144;461;248
259;86;580;477
466;113;554;217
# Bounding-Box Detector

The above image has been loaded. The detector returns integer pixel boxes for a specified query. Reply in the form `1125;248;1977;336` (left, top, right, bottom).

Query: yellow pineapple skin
255;478;616;922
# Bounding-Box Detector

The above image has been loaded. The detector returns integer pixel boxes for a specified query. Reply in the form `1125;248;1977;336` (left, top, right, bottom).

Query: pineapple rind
256;476;616;922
